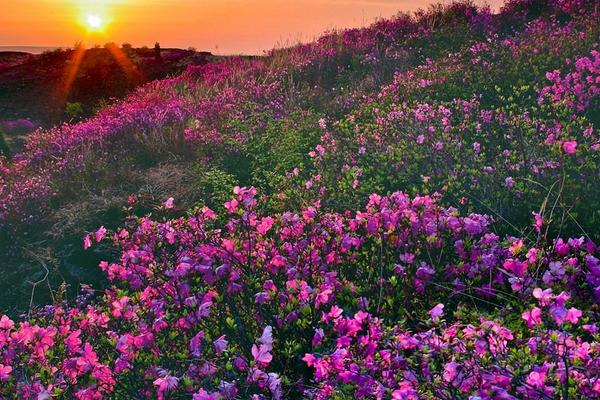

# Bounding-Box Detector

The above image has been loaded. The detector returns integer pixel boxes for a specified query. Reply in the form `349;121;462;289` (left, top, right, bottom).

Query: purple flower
213;335;228;354
429;303;444;322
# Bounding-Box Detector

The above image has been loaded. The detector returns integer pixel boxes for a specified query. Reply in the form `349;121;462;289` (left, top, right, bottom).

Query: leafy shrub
1;188;599;398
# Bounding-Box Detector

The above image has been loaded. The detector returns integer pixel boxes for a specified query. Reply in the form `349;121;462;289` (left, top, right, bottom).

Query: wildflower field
0;0;599;398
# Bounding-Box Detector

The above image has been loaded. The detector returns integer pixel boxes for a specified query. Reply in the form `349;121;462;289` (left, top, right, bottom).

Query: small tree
65;102;85;121
154;42;162;61
0;127;10;159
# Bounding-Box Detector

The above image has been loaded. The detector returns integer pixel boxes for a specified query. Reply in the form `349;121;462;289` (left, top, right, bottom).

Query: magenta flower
256;216;275;235
189;331;205;357
193;389;221;400
312;328;324;347
0;315;14;330
532;212;543;233
565;307;582;324
0;364;12;381
532;288;553;305
95;226;107;242
83;234;92;250
164;197;175;209
525;370;546;388
224;199;239;214
562;140;578;154
522;307;542;328
153;374;179;398
213;335;228;354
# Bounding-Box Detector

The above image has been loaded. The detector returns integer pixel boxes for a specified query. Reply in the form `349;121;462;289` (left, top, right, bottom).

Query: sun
86;14;104;30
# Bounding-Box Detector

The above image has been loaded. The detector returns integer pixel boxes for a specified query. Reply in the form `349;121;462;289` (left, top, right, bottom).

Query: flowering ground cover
0;0;599;398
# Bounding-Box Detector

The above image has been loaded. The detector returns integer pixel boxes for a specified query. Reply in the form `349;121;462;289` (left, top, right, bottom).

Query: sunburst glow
85;14;103;30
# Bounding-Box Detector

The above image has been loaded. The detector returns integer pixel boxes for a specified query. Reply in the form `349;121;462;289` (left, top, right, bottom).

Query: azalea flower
562;140;578;154
532;212;544;233
0;315;14;330
429;303;445;322
256;216;275;235
252;344;273;365
0;364;12;381
213;335;228;354
95;226;107;242
193;389;221;400
522;307;542;328
83;234;92;250
153;374;179;399
164;197;175;209
189;331;205;357
525;370;546;388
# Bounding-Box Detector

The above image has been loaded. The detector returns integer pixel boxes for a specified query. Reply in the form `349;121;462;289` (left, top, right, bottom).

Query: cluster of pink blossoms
0;187;598;398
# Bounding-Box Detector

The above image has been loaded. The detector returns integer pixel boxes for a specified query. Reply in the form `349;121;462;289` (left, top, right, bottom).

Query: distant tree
154;42;162;61
65;102;84;121
96;98;111;113
122;43;133;53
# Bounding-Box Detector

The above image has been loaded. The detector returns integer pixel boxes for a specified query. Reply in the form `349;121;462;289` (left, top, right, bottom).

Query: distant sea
0;46;64;54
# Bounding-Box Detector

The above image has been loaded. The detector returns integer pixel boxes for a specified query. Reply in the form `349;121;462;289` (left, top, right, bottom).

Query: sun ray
55;44;86;119
105;43;144;84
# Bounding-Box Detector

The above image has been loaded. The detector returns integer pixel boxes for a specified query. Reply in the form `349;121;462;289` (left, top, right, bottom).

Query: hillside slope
0;0;599;398
0;46;216;126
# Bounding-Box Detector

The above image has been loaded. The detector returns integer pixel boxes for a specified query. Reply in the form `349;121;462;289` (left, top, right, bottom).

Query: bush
1;188;599;398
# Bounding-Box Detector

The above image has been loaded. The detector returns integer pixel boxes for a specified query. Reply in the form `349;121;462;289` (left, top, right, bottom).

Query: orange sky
0;0;504;55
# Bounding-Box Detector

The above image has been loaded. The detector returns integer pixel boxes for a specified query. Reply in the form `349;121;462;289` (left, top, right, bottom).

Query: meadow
0;0;599;398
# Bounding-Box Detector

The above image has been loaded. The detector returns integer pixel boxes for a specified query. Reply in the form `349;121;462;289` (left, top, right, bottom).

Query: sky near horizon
0;0;504;55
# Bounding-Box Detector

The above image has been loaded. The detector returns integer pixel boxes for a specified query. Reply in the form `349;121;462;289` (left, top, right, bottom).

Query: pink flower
533;288;553;305
562;140;577;154
153;374;179;399
65;329;82;352
252;344;273;365
522;307;542;328
565;307;582;324
0;364;12;381
83;234;92;250
111;296;130;318
429;303;445;322
526;370;546;388
532;212;543;233
224;199;239;213
391;381;418;399
503;258;527;276
256;216;275;235
95;226;107;243
302;353;316;366
193;389;222;400
0;315;14;330
315;288;333;308
164;197;175;209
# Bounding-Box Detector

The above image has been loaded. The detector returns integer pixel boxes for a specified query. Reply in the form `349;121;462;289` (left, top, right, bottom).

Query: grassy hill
0;45;217;127
0;0;599;398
